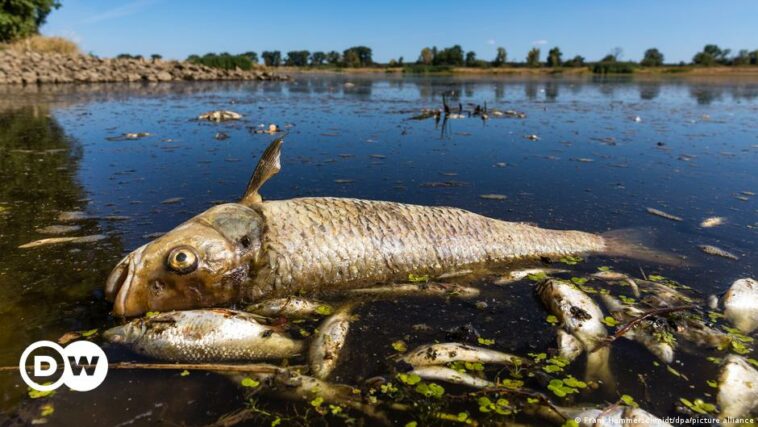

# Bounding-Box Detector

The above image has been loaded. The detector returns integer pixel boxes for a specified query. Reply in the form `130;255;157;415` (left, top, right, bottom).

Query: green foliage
692;44;731;65
418;47;433;64
0;0;59;42
492;47;507;66
285;50;310;66
262;50;282;66
433;45;464;66
526;48;541;67
187;52;253;70
592;56;636;74
465;51;477;67
242;51;258;64
342;46;372;67
310;51;326;65
546;47;562;67
117;53;143;60
150;53;162;61
325;50;340;64
641;48;664;66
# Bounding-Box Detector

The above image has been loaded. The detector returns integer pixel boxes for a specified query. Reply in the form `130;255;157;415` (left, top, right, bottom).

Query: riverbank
0;50;288;84
277;65;758;76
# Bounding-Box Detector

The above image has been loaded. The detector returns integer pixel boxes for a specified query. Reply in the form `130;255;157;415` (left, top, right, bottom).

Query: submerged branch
608;305;696;342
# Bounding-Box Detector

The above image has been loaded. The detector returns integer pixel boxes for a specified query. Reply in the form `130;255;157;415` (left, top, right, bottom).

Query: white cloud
486;39;496;45
532;40;548;46
81;0;158;24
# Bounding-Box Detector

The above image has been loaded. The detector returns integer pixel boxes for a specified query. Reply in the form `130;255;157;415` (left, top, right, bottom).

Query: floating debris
106;132;151;141
253;124;281;134
19;234;106;249
479;194;507;201
646;207;682;222
198;110;241;122
700;217;726;228
525;134;540;141
333;179;354;184
35;225;81;235
160;197;184;204
698;244;738;260
214;131;229;140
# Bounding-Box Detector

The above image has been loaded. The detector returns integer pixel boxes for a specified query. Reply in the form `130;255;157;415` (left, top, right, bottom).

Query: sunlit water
0;75;756;426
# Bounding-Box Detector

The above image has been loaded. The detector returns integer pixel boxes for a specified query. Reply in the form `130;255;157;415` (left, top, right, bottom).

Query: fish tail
585;346;616;392
601;228;687;266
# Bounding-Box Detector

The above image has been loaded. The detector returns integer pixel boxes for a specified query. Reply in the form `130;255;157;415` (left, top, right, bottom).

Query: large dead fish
105;137;680;316
723;278;758;334
600;294;676;363
103;309;304;362
717;355;758;424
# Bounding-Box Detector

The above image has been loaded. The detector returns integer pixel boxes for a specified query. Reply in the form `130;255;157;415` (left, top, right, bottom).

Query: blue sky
44;0;758;63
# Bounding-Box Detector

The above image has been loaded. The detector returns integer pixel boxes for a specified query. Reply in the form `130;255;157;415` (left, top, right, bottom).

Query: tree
342;46;372;67
692;44;730;66
150;54;162;62
640;48;664;67
610;47;623;60
0;0;60;42
732;49;750;66
526;48;541;67
751;50;758;65
493;47;507;66
418;47;434;65
261;51;281;67
242;51;259;64
465;51;477;67
285;50;310;66
546;47;562;67
326;50;340;64
563;55;585;67
433;45;464;66
310;51;326;65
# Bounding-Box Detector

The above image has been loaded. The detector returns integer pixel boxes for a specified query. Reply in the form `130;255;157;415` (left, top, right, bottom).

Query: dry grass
2;35;80;56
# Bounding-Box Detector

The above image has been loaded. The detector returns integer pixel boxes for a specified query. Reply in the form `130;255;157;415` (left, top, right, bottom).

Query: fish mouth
106;244;148;317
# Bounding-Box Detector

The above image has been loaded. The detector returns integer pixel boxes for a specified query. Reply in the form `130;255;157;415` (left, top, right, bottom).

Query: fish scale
253;197;605;297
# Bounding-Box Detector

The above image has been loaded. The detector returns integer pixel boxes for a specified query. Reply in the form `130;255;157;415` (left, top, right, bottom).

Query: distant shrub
187;52;253;70
592;60;636;74
402;64;453;73
117;53;143;60
4;35;79;55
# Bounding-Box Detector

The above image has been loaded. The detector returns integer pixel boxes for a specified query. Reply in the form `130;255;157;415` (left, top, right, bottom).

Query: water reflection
0;107;123;411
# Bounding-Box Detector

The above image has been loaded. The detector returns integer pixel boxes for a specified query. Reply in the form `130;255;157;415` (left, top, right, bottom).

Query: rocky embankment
0;50;288;84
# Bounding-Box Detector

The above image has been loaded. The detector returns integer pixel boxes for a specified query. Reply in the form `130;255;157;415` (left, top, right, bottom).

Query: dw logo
19;340;108;392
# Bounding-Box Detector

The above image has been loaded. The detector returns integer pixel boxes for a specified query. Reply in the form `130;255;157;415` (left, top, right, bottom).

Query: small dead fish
107;132;151;141
646;207;682;222
723;278;758;334
637;279;694;307
409;366;494;389
345;282;480;299
309;306;352;379
57;211;91;222
601;294;675;363
494;268;568;285
400;342;524;367
104;309;304;363
573;406;672;427
699;245;739;260
160;197;184;205
525;134;540;141
536;279;607;349
198;110;241;122
35;225;81;235
718;355;758;424
214;131;229;140
591;271;640;297
19;234;106;249
246;297;333;319
700;217;726;228
673;315;730;349
479;194;507;201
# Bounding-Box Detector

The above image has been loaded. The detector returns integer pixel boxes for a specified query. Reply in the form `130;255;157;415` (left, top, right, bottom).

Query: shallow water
0;75;756;426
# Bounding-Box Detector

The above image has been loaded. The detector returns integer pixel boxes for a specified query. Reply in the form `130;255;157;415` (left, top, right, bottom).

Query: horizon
43;0;758;64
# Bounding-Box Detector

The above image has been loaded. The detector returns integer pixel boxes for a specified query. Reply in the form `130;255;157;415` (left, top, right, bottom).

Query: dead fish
491;109;526;119
591;271;640;297
699;244;739;260
494;268;569;285
537;279;614;389
246;297;333;319
717;355;758;424
107;132;151;141
557;329;583;361
345;282;480;299
723;278;758;334
479;194;507;201
525;134;540;141
19;234;106;249
646;207;682;222
160;197;183;205
309;306;352;379
400;342;524;367
409;366;494;389
637;279;694;307
601;294;675;363
198;110;241;122
700;217;726;228
35;225;81;235
57;211;91;222
106;137;681;317
103;309;304;363
672;314;730;349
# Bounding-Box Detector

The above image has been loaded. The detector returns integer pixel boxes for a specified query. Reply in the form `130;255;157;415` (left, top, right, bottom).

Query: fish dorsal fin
241;135;284;205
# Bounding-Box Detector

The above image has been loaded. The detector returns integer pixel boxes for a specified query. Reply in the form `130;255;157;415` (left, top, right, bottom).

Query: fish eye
166;246;198;274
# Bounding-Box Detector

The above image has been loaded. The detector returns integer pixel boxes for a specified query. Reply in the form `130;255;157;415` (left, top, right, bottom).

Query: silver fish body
723;278;758;334
246;297;333;319
400;342;523;367
718;355;758;423
536;279;607;349
103;309;304;362
309;306;352;379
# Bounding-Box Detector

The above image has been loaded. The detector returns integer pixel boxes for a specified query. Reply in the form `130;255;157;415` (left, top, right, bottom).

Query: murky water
0;75;756;426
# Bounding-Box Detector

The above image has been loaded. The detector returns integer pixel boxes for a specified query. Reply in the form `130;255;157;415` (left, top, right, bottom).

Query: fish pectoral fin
241;135;284;205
